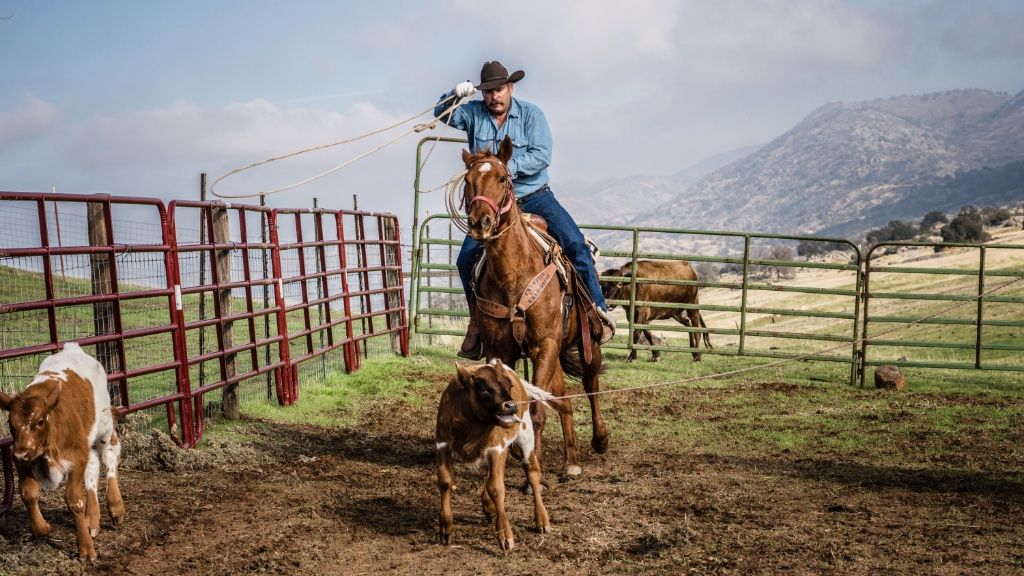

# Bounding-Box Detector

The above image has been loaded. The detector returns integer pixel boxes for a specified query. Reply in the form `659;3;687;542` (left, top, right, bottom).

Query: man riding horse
434;60;616;359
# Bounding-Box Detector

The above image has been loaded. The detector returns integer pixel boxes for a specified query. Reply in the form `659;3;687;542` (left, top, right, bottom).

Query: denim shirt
434;91;552;198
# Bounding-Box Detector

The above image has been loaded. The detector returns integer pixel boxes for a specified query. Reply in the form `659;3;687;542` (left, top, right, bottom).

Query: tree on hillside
865;220;917;245
939;206;990;245
797;240;849;257
981;206;1012;226
919;210;948;232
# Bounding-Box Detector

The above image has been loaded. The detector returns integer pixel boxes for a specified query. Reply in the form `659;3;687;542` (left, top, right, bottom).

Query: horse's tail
559;348;584;380
559;347;606;380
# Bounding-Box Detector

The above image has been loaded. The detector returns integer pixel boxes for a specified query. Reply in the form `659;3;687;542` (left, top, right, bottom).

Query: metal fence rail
1;192;409;513
861;241;1024;381
168;200;291;443
410;214;863;379
409;218;1023;389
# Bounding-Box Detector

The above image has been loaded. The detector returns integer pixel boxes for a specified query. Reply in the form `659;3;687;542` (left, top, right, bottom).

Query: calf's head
456;359;521;428
0;378;61;461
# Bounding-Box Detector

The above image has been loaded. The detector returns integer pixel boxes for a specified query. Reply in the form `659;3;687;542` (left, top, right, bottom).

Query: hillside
563;88;1024;241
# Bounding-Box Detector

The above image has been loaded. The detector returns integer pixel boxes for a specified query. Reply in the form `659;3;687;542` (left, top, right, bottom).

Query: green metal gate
860;241;1024;384
407;136;1023;387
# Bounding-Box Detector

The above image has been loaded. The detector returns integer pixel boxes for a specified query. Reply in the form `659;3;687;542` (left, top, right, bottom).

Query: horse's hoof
560;465;582;480
650;356;662;363
592;433;610;454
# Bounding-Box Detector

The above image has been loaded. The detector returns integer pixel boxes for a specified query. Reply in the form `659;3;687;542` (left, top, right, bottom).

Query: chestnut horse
460;136;609;478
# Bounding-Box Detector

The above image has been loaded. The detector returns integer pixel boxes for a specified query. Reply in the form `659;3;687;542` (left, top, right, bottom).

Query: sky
1;0;1023;227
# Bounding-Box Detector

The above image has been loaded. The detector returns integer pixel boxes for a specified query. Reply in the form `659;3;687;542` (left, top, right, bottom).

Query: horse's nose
479;214;492;230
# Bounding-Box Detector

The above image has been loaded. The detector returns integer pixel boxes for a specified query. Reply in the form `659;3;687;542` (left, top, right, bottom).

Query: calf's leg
525;446;550;534
15;463;50;538
64;466;97;560
486;450;514;551
84;450;101;536
102;428;125;524
436;448;456;545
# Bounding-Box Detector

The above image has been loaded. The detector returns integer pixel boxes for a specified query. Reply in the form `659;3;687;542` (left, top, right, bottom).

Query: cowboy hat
476;61;525;91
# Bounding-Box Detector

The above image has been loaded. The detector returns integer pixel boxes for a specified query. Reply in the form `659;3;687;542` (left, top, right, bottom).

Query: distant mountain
565;88;1024;245
556;145;760;225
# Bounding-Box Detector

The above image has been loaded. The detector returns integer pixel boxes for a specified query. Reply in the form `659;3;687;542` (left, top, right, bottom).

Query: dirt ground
1;368;1023;576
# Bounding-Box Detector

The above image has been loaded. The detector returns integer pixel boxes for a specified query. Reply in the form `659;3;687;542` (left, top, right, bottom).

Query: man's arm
507;107;552;179
433;90;470;130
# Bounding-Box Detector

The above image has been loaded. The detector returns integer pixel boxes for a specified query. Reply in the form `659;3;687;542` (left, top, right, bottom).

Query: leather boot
595;306;616;344
458;317;483;360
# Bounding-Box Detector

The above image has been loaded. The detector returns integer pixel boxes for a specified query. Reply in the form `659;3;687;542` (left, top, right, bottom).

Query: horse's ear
497;135;513;165
0;390;12;411
461;148;472;167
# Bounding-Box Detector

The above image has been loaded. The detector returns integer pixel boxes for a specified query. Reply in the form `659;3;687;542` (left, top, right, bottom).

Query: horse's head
461;136;515;242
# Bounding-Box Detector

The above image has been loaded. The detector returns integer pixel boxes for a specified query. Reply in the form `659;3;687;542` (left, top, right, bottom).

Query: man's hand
454;81;476;98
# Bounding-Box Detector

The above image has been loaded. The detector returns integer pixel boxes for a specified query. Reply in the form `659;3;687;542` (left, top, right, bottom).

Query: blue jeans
457;187;607;311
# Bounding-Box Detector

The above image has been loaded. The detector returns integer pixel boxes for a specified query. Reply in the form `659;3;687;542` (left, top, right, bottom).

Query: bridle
463;157;516;238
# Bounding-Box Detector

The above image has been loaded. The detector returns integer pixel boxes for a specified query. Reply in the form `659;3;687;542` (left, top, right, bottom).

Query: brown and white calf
436;359;569;551
0;342;125;561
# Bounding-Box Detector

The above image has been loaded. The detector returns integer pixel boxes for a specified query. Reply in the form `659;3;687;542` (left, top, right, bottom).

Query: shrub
693;261;721;283
865;220;917;245
919;210;948;231
939;206;991;244
981;206;1012;226
797;240;849;257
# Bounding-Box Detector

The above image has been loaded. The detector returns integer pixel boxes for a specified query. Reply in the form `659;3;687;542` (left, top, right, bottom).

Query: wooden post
384;218;403;353
87;201;118;402
213;206;239;419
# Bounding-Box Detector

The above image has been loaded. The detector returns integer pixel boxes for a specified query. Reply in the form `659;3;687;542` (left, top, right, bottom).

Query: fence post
213;205;239;419
87;200;118;402
384;217;403;354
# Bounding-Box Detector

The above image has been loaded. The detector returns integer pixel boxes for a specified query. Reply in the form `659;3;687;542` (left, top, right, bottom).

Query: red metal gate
0;192;192;512
167;200;291;444
1;193;411;513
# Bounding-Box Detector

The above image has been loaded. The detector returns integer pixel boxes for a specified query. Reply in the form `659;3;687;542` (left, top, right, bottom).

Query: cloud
0;95;58;153
937;1;1024;58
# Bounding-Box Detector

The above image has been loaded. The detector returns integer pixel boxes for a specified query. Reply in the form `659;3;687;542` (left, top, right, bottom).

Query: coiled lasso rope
209;92;472;200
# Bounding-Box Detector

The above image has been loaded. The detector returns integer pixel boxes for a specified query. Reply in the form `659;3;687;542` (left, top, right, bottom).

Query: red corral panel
1;194;411;513
0;192;193;512
167;200;290;444
341;210;410;370
272;208;358;402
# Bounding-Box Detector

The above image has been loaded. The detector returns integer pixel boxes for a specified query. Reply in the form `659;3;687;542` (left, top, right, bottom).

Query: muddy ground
1;370;1023;576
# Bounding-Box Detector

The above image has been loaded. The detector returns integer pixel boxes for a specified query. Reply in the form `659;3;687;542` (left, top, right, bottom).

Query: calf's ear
0;391;12;411
455;362;474;385
43;381;61;410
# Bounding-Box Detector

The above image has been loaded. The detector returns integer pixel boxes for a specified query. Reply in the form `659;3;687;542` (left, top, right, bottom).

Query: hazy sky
2;0;1022;222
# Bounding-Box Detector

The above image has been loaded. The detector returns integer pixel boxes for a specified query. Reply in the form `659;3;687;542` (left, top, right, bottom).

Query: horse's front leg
532;339;580;478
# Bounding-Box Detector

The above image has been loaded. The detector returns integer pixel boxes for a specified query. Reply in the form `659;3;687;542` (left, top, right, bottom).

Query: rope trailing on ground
209;93;472;200
521;274;1024;405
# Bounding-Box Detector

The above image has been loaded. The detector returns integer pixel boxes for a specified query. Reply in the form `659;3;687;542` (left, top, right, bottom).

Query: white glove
454;81;476;98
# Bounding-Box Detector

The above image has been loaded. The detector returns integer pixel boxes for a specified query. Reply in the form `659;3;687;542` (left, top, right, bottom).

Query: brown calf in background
601;259;713;362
